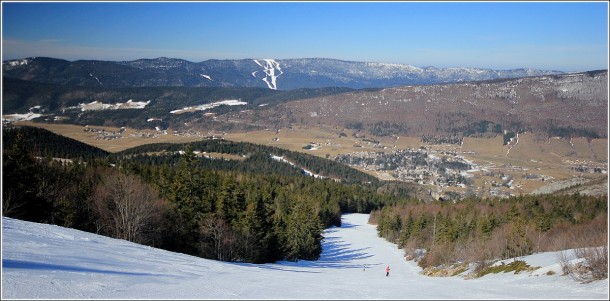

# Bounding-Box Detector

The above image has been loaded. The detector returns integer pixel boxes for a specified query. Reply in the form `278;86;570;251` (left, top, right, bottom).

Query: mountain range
2;57;607;140
2;57;565;90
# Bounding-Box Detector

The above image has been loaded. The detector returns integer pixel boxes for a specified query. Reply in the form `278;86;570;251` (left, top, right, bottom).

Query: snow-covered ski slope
2;214;608;299
254;59;283;90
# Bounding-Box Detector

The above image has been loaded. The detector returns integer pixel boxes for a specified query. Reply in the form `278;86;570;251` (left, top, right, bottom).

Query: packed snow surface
270;155;326;179
2;214;607;299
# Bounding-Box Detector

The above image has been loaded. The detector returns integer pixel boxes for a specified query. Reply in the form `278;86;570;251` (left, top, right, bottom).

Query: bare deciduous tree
199;214;237;261
2;189;27;218
92;171;167;244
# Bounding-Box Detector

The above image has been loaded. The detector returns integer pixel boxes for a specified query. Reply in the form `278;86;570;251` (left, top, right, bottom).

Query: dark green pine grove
149;143;392;262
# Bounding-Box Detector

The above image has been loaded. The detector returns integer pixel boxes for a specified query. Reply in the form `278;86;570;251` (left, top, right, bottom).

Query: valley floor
2;214;608;299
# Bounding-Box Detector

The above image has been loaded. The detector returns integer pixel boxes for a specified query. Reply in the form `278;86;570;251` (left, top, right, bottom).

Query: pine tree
236;189;271;263
215;175;245;222
504;216;532;259
2;132;42;220
398;212;414;248
283;197;323;261
168;144;208;254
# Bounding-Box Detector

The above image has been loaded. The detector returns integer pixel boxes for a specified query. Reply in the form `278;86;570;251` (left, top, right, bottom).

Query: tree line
115;138;380;184
369;194;607;272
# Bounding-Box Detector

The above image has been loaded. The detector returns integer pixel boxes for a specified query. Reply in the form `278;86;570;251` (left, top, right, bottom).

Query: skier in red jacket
385;265;390;276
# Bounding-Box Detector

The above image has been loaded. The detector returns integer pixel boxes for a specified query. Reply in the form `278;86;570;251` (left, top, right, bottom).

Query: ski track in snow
89;73;103;86
254;59;283;90
270;155;326;179
507;133;519;156
1;214;608;299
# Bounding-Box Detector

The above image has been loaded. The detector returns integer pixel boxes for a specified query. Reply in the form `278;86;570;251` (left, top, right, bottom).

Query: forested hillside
115;138;379;184
370;194;607;279
2;125;404;263
2;125;109;160
274;70;607;139
2;77;355;130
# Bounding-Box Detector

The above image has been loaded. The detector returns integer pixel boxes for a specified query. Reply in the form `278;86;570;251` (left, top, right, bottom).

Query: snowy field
170;100;247;114
67;100;151;111
2;213;608;299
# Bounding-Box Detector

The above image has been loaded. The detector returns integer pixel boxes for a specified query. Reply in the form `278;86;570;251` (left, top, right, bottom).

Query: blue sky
1;1;608;71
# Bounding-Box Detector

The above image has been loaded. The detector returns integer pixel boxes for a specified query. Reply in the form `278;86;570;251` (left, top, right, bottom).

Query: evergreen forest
370;194;607;275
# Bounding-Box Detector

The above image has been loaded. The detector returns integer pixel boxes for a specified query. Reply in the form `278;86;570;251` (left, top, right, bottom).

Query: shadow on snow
229;215;380;273
2;259;166;277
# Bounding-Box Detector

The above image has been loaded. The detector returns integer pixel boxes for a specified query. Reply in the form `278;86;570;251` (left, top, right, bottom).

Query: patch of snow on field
65;100;150;112
170;100;247;114
2;105;47;123
2;112;42;123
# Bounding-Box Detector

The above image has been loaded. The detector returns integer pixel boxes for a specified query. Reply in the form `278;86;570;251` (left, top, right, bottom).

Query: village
332;140;607;200
334;147;485;197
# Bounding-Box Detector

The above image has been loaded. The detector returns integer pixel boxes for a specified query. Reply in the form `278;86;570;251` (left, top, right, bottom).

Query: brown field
225;126;404;158
13;121;204;153
225;126;426;156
